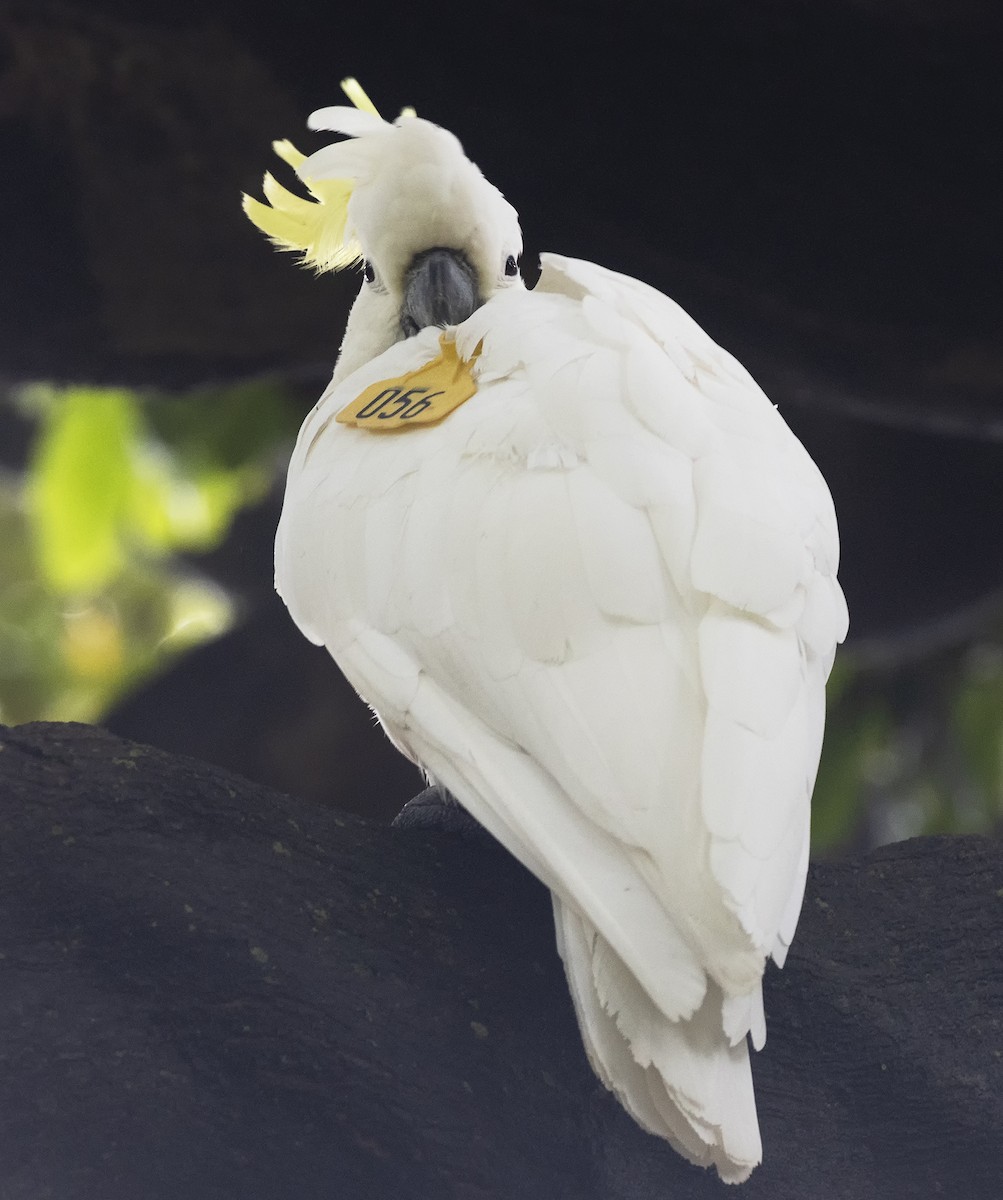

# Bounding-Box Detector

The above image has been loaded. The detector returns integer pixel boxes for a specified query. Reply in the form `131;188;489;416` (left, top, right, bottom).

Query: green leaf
811;689;891;853
953;644;1003;822
27;388;138;593
144;380;300;472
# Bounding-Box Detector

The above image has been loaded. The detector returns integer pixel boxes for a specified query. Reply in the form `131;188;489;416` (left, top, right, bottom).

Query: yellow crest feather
241;78;415;274
339;77;380;116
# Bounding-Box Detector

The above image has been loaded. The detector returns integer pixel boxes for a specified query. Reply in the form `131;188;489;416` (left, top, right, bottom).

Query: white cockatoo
244;79;848;1183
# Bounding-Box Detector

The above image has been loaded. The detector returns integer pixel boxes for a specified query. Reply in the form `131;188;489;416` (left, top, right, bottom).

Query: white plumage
248;83;848;1183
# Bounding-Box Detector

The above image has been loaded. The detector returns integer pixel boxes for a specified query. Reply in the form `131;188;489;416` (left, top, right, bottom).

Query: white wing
275;254;848;1181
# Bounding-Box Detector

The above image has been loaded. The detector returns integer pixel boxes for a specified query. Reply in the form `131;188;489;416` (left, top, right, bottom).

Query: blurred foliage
0;382;298;724
812;627;1003;854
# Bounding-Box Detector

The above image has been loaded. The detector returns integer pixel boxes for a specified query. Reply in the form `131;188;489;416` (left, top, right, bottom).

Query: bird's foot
392;784;489;839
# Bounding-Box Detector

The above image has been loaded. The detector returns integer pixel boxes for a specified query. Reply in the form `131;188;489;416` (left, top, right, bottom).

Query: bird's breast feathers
276;252;847;1010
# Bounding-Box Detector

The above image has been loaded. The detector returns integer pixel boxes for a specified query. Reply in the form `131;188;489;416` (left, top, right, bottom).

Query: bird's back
276;254;847;1181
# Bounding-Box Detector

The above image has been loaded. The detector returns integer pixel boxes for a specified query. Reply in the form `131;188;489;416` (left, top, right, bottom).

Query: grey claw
392;785;489;838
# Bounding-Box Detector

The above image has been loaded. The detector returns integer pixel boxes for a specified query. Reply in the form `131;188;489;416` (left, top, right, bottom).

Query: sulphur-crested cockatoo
244;79;847;1183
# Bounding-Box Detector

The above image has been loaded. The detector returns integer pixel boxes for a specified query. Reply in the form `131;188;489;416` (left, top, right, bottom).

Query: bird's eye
363;261;376;284
504;255;519;277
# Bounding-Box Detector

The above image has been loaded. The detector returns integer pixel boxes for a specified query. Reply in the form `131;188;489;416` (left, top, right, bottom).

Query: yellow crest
241;78;415;274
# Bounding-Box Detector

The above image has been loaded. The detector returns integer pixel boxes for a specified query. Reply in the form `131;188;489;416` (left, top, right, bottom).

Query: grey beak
400;247;481;338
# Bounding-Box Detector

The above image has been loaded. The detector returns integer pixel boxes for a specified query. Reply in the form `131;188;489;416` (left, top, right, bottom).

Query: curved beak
400;247;481;338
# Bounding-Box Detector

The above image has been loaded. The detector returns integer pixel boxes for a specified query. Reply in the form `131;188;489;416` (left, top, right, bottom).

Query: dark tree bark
1;721;1000;1199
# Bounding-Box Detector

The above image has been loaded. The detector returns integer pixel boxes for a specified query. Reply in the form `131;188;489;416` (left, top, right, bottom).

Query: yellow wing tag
336;334;481;431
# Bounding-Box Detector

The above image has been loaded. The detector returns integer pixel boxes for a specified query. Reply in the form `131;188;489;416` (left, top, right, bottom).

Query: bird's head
243;79;523;381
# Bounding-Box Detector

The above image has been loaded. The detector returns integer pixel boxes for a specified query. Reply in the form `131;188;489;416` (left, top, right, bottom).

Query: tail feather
554;897;763;1184
723;985;767;1051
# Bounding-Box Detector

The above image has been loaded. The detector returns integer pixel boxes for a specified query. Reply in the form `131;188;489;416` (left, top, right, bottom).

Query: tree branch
1;721;1000;1199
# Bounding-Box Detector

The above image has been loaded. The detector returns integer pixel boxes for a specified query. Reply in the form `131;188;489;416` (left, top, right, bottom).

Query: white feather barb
306;107;392;137
555;900;763;1183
